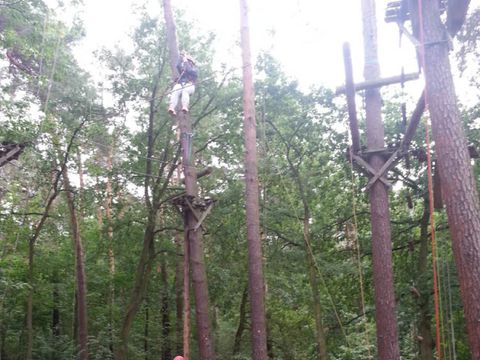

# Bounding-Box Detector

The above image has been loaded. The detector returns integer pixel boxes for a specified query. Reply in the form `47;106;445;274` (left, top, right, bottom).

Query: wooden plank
365;149;401;191
336;72;419;95
352;154;392;188
343;42;361;153
0;145;22;168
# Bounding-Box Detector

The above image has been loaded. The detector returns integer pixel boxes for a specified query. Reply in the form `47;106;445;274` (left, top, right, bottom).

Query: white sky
49;0;478;97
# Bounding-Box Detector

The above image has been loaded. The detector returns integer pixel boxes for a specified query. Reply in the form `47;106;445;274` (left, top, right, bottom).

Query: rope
416;0;442;357
347;145;372;358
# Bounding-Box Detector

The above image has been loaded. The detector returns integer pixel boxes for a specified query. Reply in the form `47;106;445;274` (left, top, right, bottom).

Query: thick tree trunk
62;168;89;360
162;1;215;359
411;1;480;356
361;1;400;358
239;1;268;359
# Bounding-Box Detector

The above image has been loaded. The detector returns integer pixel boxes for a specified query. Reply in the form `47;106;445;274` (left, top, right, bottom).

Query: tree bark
410;1;480;356
162;1;215;359
361;1;400;358
239;1;268;359
62;167;89;360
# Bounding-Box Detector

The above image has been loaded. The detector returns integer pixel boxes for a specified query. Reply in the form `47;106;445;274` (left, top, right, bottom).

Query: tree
409;0;480;356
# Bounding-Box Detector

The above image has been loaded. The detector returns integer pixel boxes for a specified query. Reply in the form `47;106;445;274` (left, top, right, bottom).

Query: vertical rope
416;0;442;358
348;146;372;358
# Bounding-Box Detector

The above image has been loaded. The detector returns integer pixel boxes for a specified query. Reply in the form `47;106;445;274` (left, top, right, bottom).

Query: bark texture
239;1;268;359
411;1;480;356
361;0;400;358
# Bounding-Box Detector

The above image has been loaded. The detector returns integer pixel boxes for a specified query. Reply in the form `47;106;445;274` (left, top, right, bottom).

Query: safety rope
416;0;442;357
347;144;372;358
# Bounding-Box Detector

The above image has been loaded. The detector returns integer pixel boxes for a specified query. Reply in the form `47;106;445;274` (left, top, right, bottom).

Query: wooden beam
0;145;23;168
401;90;425;151
342;43;361;153
351;154;392;188
336;71;419;95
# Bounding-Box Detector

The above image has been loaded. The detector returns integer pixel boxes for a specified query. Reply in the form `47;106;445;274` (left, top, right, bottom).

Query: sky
48;0;479;98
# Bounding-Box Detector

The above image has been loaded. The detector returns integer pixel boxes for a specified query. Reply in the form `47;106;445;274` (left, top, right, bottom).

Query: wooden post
342;43;361;154
239;0;268;359
361;0;401;358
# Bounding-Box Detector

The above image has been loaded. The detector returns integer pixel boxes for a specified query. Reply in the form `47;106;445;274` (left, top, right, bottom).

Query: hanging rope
416;0;442;358
347;144;372;358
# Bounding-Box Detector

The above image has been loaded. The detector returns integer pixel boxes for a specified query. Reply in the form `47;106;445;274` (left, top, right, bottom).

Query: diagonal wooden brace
352;154;392;189
193;203;214;232
365;149;402;191
184;197;206;231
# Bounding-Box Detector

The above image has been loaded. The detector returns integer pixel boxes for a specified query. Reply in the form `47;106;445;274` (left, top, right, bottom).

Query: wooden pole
361;0;400;358
342;42;361;153
239;0;268;359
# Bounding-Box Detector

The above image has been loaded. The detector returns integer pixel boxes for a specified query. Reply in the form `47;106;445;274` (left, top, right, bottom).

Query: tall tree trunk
162;1;215;359
410;1;480;356
361;0;400;358
239;1;268;359
416;198;435;360
160;256;171;360
62;167;89;360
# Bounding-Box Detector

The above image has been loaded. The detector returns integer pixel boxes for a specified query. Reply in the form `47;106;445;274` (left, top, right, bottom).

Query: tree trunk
162;1;215;359
239;1;268;359
411;1;480;356
160;256;171;360
62;167;89;360
361;0;400;358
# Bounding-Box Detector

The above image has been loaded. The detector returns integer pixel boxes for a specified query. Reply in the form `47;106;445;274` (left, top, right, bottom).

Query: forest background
1;0;480;359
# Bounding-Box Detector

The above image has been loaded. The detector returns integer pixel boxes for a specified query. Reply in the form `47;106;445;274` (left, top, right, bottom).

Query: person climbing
168;52;198;115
